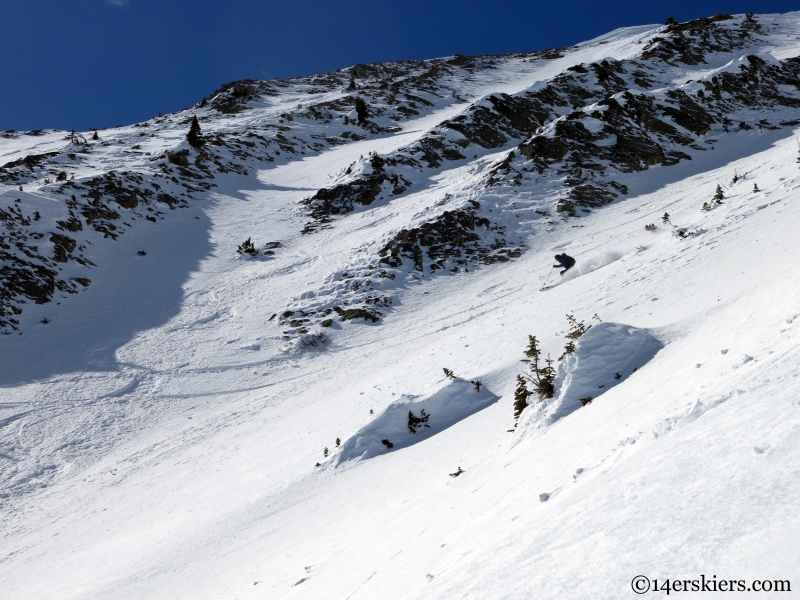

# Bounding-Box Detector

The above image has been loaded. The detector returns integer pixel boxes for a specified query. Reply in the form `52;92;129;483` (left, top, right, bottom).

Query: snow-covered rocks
518;322;663;432
336;378;499;463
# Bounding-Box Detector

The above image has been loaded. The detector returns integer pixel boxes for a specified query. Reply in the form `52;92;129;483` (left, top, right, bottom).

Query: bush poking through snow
443;368;456;380
408;409;431;434
753;183;760;193
381;438;393;449
449;466;464;478
471;379;482;392
645;223;658;232
580;396;593;406
237;237;257;256
299;331;329;349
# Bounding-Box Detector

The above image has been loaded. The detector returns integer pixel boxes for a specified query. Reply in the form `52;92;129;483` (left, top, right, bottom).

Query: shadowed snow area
336;378;499;463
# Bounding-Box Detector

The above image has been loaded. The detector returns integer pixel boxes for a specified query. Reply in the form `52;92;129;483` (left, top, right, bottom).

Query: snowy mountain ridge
1;11;800;599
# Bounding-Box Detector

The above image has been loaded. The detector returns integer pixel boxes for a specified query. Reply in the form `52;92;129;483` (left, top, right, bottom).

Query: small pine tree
520;336;556;401
408;409;431;434
513;374;533;422
187;115;204;148
381;438;393;448
323;447;329;457
753;183;760;193
92;131;99;141
354;97;369;123
662;212;673;227
559;341;576;361
565;315;591;340
701;202;711;212
335;437;341;447
471;379;482;392
237;237;257;256
443;368;456;380
713;184;724;204
731;171;739;184
347;76;356;91
580;397;593;406
644;223;658;232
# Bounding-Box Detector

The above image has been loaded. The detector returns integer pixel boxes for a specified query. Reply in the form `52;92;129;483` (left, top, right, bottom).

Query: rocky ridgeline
3;13;797;336
0;46;568;333
513;13;800;215
282;13;800;334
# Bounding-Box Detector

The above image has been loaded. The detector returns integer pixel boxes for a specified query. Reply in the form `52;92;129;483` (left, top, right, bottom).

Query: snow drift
336;378;499;463
518;322;663;432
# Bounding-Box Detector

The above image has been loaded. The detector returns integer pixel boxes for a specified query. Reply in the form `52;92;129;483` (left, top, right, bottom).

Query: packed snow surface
1;11;799;600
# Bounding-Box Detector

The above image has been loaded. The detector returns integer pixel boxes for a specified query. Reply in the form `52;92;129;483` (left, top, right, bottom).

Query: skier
553;253;576;275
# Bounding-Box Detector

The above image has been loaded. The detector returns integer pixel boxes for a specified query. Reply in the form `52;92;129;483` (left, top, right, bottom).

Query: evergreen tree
187;115;204;148
513;374;533;422
354;97;369;123
519;335;556;402
713;184;724;204
753;183;760;193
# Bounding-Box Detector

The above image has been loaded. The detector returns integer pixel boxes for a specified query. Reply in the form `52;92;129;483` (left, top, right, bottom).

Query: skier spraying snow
553;253;576;275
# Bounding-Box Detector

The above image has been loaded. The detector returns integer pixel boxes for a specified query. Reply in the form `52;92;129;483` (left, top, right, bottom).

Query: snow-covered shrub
298;331;329;349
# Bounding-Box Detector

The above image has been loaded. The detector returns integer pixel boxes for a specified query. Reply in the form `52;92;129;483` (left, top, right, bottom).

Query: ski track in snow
1;12;800;600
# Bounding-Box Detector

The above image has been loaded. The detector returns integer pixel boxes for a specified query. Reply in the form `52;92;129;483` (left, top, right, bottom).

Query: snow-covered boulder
336;378;499;464
518;323;663;432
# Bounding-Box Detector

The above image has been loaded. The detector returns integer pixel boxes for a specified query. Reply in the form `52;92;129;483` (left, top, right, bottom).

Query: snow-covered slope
1;12;799;599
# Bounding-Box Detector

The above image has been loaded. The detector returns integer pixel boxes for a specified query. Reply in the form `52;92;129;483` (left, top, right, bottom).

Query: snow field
2;15;800;598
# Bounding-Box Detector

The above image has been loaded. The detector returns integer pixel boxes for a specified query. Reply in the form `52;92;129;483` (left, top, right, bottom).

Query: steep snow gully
1;11;800;600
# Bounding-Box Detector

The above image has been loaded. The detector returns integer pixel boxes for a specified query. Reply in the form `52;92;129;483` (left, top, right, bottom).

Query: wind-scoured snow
1;11;800;600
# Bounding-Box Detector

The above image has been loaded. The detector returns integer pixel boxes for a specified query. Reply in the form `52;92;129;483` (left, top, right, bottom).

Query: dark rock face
378;206;519;272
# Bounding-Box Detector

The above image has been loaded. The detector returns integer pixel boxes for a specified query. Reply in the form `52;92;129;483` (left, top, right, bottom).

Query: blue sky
1;0;798;132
